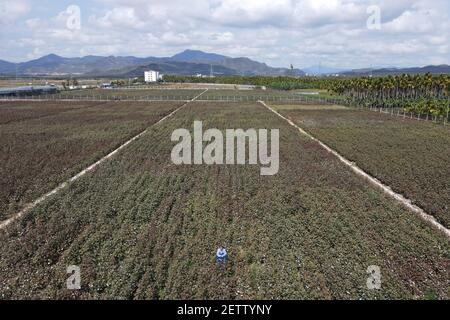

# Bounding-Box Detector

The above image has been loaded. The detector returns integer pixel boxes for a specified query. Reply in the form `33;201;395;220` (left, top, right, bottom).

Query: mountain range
0;50;304;77
0;50;448;77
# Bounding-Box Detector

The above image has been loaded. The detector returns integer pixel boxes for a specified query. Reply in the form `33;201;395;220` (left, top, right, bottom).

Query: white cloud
94;6;147;29
0;0;29;24
209;0;293;27
208;32;234;44
0;0;447;68
384;10;434;33
25;17;42;28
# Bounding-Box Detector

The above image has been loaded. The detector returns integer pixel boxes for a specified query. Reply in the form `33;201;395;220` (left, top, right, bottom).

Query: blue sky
0;0;448;69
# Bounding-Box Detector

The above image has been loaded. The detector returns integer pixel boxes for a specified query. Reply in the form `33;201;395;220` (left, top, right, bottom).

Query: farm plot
57;89;203;100
201;89;297;100
0;101;183;220
273;105;450;228
199;90;339;104
272;104;348;111
0;101;102;124
0;102;448;300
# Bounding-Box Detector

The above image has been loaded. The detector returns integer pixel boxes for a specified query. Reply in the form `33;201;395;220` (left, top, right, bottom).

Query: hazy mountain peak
36;53;64;61
171;49;227;63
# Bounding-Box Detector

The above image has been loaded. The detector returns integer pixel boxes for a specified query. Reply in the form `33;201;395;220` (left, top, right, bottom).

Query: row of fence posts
1;93;448;125
1;93;341;104
365;104;449;125
2;94;325;104
310;95;449;125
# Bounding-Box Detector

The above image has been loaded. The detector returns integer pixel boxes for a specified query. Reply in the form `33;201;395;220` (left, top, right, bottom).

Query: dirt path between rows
259;100;450;240
0;89;208;231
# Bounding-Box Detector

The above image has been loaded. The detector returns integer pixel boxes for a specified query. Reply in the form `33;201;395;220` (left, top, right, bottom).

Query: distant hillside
219;57;303;76
2;51;446;77
170;49;227;63
167;50;304;76
341;65;450;76
4;54;161;76
0;50;304;77
94;61;238;77
0;59;16;74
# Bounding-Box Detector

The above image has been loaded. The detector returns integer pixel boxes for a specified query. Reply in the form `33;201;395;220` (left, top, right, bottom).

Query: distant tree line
164;75;330;90
62;78;78;90
165;74;450;117
330;74;450;117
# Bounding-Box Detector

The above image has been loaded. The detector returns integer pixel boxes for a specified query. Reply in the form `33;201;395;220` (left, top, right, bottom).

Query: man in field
216;246;228;264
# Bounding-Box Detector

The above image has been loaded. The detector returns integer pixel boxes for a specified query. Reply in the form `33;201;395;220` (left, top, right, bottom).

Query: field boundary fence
1;92;448;125
305;95;450;125
0;94;192;102
365;105;450;125
0;94;338;104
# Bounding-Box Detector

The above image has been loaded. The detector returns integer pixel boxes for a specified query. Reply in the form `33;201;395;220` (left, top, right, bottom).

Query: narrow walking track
259;100;450;240
0;89;208;231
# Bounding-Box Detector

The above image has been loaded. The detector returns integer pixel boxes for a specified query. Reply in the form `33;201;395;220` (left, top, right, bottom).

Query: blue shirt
216;248;227;258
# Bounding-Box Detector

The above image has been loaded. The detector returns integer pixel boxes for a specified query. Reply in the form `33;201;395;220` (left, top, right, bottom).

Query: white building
144;70;161;83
